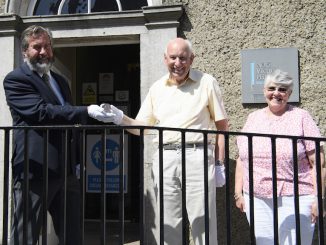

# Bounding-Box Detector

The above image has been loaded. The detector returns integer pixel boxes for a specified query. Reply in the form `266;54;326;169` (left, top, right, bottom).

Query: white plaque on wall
241;48;299;103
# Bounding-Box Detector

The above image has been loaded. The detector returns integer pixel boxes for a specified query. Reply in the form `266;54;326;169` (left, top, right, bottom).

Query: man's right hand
87;105;116;123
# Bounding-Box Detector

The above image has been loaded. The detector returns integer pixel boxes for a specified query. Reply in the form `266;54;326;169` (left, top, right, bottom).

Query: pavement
84;220;140;245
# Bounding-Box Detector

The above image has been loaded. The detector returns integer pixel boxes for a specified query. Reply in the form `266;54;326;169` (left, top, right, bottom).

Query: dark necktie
42;73;51;88
42;73;65;105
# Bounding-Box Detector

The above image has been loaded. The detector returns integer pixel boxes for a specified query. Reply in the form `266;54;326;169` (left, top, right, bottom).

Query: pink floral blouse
237;105;322;198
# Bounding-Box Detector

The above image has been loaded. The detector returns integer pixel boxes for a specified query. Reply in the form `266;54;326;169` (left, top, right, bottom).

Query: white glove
87;105;116;123
101;104;124;125
215;164;225;187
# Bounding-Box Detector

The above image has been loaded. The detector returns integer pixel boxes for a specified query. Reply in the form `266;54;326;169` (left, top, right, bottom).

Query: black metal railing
0;125;325;245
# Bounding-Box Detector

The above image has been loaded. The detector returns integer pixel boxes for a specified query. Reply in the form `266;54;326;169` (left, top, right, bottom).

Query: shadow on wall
216;159;251;245
178;9;193;38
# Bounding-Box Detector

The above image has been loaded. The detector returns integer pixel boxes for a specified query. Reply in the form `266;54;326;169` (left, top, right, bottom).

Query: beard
25;56;54;74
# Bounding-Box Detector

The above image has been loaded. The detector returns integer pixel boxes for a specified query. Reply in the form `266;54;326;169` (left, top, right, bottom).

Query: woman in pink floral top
235;69;325;244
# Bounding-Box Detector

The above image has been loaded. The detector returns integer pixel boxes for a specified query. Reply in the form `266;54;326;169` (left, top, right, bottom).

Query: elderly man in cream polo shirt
101;38;228;245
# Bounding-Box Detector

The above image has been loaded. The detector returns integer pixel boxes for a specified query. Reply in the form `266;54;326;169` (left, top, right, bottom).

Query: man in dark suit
3;25;111;245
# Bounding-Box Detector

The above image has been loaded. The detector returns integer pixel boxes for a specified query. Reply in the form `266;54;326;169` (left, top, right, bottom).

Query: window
33;0;150;15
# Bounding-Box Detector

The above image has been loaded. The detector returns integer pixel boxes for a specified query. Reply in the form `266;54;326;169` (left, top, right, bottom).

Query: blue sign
87;175;127;192
86;134;128;193
91;139;120;171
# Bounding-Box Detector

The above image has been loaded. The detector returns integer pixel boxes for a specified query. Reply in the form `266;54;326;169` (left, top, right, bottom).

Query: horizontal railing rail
0;125;325;245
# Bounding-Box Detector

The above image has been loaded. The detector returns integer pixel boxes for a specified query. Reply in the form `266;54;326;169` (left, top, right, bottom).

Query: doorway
55;44;141;222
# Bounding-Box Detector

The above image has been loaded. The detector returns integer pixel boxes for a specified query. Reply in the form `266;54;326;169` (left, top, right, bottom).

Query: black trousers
10;175;81;245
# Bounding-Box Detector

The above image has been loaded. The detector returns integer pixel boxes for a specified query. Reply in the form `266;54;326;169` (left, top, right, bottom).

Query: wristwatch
215;159;225;166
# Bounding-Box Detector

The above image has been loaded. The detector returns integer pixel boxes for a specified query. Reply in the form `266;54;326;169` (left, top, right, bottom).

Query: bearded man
3;25;109;245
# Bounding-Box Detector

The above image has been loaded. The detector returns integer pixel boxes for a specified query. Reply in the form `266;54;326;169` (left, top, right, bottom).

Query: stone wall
0;0;5;13
163;0;325;137
163;0;326;244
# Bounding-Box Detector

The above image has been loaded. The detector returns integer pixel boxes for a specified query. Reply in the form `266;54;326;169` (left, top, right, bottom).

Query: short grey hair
21;25;53;52
264;69;294;91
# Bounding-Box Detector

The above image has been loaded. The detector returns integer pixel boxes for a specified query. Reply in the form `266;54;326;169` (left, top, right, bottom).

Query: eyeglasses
266;86;288;93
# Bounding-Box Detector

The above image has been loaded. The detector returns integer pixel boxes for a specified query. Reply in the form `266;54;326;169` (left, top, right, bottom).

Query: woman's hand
235;158;245;212
311;197;326;223
235;193;245;212
311;199;318;223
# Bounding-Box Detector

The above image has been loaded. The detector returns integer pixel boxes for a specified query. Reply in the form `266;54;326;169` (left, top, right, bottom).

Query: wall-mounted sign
241;48;299;103
99;73;114;94
86;134;128;193
82;82;97;104
98;95;114;103
115;90;129;102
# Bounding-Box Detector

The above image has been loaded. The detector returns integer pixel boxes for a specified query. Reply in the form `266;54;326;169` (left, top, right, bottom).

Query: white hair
164;38;193;56
264;69;294;91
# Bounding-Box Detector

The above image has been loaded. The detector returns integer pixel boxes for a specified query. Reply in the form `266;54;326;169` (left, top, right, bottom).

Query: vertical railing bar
100;129;107;245
23;129;29;245
2;129;10;245
181;132;186;245
41;129;49;245
158;129;164;245
180;131;189;245
271;137;279;245
119;130;125;245
248;136;256;244
80;129;86;245
224;133;231;245
292;138;301;245
314;141;324;245
139;129;145;245
203;133;209;245
62;129;68;245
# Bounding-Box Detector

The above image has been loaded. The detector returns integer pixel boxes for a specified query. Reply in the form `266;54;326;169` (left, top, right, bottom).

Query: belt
162;143;204;150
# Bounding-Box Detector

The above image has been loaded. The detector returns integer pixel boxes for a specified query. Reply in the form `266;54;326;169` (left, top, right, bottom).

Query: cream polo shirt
136;69;227;144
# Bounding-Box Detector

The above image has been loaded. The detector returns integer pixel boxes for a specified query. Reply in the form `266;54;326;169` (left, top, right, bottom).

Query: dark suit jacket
3;62;89;178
